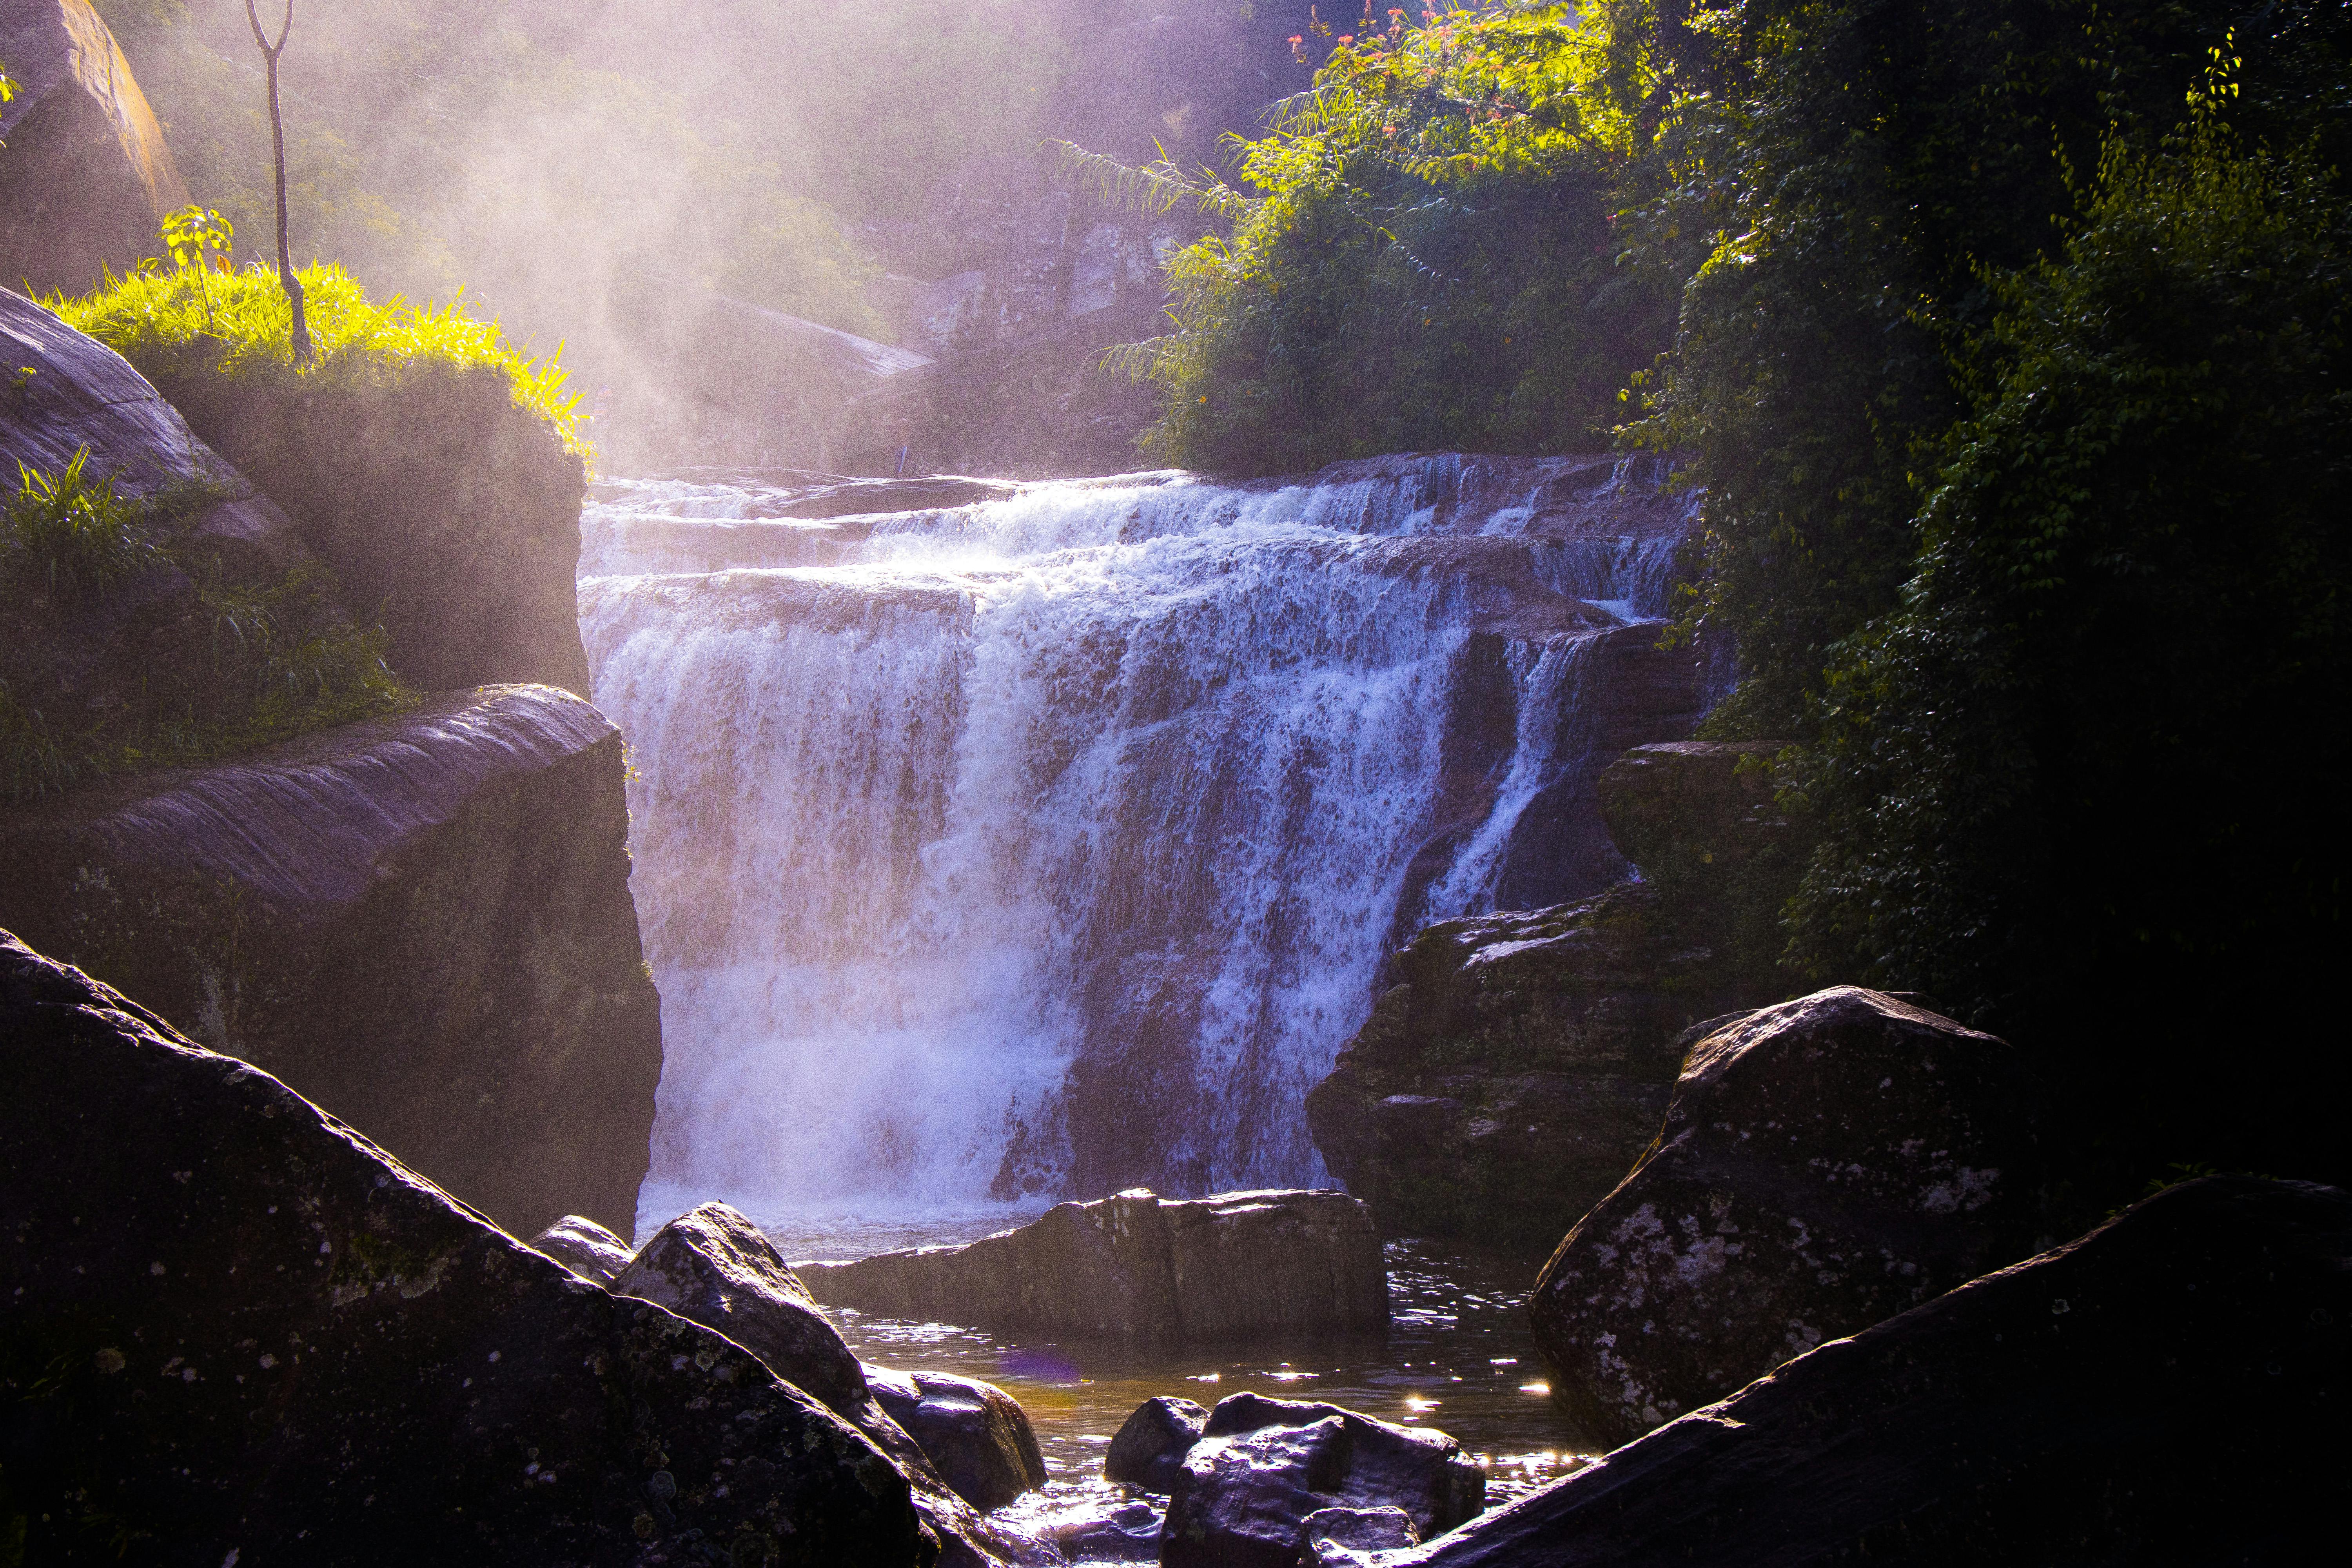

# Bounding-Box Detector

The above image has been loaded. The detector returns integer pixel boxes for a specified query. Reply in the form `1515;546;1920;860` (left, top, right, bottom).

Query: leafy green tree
1787;103;2350;1174
1102;5;1673;473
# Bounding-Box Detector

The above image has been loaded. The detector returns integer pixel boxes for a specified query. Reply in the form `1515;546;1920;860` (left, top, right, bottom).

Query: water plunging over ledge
577;453;1699;1231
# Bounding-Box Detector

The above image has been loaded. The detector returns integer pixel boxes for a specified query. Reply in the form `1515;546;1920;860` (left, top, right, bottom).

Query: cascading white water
579;454;1695;1231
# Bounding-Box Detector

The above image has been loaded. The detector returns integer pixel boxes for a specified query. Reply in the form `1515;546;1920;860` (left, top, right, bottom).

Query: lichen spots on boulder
1531;986;2055;1449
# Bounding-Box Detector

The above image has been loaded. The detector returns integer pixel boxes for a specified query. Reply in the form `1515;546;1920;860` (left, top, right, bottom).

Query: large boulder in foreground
0;2;187;292
1307;880;1767;1251
0;930;927;1565
0;684;662;1238
612;1203;1053;1568
1383;1176;2351;1564
799;1189;1387;1340
1162;1393;1484;1568
1531;987;2054;1447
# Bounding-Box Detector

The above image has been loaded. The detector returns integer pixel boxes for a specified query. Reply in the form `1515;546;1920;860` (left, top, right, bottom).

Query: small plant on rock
3;448;159;601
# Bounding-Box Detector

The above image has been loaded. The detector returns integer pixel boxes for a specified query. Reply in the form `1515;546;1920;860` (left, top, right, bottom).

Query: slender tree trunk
245;0;311;364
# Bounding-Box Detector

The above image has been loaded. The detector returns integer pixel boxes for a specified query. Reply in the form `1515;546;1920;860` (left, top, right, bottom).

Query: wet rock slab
1389;1175;2352;1564
0;929;926;1564
800;1188;1388;1340
1531;987;2056;1446
531;1213;635;1284
1308;880;1764;1252
1105;1394;1209;1493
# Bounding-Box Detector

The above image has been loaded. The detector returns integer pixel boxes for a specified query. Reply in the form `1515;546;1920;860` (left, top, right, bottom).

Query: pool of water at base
755;1209;1599;1560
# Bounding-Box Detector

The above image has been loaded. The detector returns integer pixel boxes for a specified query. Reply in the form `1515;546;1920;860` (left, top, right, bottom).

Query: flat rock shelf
764;1210;1597;1562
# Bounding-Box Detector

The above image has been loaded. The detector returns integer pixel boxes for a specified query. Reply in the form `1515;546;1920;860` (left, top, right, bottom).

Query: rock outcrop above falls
1531;987;2055;1448
143;356;593;695
0;2;188;292
0;684;661;1238
1377;1176;2351;1565
0;930;927;1565
800;1189;1388;1340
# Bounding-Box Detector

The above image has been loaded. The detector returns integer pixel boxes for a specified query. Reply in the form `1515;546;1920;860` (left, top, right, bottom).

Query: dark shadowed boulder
614;1203;869;1415
0;684;664;1239
0;929;928;1566
1105;1394;1208;1493
611;1203;1053;1568
1162;1394;1483;1568
866;1365;1047;1512
530;1213;635;1284
800;1189;1387;1340
0;2;187;293
1531;987;2055;1448
1384;1176;2352;1565
1308;881;1770;1250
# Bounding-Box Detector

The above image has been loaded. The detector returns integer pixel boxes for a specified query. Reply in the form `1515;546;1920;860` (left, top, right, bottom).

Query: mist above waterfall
580;454;1701;1230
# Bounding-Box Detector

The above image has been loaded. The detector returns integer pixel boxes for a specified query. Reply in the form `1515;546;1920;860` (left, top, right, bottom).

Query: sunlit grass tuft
51;264;588;458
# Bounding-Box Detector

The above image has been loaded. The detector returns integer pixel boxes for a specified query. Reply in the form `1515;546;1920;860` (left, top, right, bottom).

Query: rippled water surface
760;1207;1596;1556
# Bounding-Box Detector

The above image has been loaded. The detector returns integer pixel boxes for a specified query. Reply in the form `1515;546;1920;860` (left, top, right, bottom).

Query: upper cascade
578;452;1704;1227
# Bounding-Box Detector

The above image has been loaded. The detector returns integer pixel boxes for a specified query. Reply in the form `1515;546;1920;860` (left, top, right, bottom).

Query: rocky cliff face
0;685;661;1238
1307;885;1761;1253
144;360;593;695
1308;742;1795;1249
0;1;187;293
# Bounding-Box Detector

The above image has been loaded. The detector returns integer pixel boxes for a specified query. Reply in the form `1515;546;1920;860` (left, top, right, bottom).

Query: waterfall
579;454;1699;1229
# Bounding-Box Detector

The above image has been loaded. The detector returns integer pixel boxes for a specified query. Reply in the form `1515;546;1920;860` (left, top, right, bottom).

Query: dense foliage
1138;0;2352;1181
1122;5;1673;471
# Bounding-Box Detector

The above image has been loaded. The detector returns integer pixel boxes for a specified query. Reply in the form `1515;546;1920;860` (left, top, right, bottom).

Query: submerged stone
1162;1393;1482;1568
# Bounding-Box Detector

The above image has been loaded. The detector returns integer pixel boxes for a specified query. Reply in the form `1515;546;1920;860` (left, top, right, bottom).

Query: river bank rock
800;1189;1387;1340
1162;1393;1483;1568
866;1366;1048;1512
610;1203;1053;1567
1307;880;1766;1252
530;1213;635;1283
1105;1395;1209;1492
1531;987;2055;1448
0;929;928;1565
1381;1175;2351;1564
0;2;187;293
0;684;662;1238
